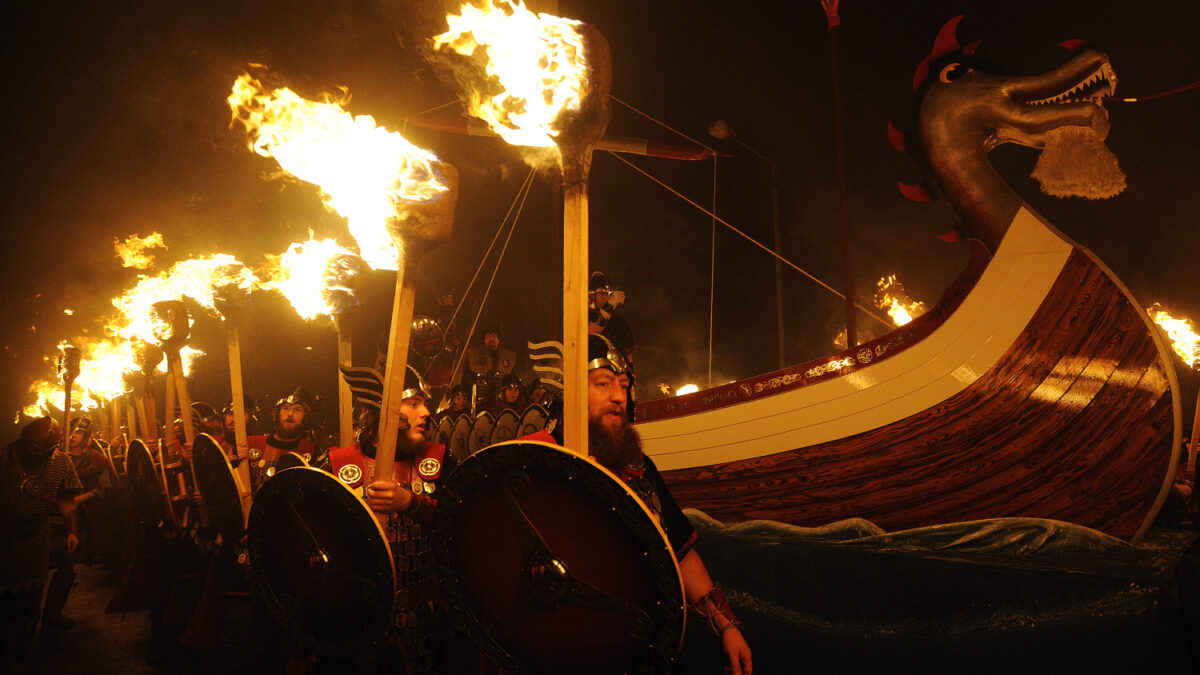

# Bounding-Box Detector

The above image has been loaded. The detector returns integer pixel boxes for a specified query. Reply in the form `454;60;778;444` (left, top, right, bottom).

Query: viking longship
638;24;1180;544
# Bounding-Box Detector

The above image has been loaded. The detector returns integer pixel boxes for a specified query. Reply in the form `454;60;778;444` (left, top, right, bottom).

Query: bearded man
0;417;81;671
527;334;752;675
246;388;319;492
43;417;118;629
327;366;456;673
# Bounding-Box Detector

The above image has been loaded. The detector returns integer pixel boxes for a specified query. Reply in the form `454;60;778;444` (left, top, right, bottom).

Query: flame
676;384;700;396
115;232;167;269
108;254;255;347
874;275;926;327
1149;304;1200;368
262;239;362;320
17;245;259;418
22;339;135;417
432;0;588;150
228;72;450;271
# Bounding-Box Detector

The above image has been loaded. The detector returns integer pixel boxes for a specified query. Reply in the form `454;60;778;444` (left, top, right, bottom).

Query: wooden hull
637;208;1180;543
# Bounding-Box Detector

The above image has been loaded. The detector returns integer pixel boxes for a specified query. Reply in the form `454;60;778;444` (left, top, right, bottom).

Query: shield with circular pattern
192;433;245;541
125;439;166;525
518;404;549;437
449;414;472;463
469;412;495;455
432;440;685;675
492;408;520;444
247;467;395;659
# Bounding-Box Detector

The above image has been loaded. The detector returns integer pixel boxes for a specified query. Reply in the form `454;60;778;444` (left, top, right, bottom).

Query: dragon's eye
938;63;971;83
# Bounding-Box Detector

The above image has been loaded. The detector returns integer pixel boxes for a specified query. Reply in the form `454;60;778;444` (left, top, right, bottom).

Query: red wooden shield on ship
192;433;244;541
247;467;395;659
432;441;685;675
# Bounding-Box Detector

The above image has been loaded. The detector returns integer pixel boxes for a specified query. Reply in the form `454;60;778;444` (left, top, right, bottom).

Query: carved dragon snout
907;23;1122;250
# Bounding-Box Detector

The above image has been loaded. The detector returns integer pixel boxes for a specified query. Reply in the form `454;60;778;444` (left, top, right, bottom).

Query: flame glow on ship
1148;304;1200;368
875;275;926;327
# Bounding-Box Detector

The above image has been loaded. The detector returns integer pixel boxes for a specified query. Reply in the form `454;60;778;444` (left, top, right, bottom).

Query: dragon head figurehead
902;16;1119;251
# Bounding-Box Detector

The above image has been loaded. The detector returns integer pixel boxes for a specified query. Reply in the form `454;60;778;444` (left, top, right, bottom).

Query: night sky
3;0;1198;434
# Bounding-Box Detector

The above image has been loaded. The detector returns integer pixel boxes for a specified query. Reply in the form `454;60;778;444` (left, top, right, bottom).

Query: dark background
2;0;1198;435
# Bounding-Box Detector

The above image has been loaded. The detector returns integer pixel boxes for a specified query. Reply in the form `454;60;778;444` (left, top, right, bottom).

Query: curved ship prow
639;206;1179;542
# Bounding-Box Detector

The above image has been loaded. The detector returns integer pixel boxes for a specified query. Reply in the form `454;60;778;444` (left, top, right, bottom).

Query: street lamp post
708;120;786;370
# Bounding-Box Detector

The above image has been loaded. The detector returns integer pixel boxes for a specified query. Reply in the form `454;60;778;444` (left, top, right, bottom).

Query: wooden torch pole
336;314;355;447
373;262;418;495
226;320;253;511
561;177;590;457
127;393;140;441
111;395;122;441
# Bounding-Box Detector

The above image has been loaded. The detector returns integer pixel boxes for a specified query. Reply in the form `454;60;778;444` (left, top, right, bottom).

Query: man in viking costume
43;416;118;629
0;417;81;671
246;387;320;491
525;334;753;674
327;366;457;673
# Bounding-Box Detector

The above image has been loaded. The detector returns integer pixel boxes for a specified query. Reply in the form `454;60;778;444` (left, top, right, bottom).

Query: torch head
151;300;190;352
57;343;81;384
555;22;611;182
133;339;165;378
385;161;459;258
213;264;253;318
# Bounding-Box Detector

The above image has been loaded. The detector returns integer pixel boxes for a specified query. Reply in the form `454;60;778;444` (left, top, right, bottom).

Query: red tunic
328;441;449;529
246;435;317;463
327;442;446;488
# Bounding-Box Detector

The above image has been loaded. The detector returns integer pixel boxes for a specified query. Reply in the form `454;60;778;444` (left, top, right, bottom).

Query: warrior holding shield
326;365;457;673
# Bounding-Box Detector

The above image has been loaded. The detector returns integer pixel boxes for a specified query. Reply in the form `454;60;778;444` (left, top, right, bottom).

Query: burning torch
431;0;611;456
152;300;205;524
57;342;81;449
267;240;363;447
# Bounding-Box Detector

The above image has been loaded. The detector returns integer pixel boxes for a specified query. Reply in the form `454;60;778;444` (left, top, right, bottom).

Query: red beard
588;418;643;471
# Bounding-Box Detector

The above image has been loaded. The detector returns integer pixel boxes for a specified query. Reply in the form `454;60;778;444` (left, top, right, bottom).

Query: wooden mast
823;0;858;347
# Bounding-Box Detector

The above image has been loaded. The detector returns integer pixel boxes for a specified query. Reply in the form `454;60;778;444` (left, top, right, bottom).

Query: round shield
449;414;471;463
192;433;245;541
518;404;549;437
436;414;454;447
274;452;310;473
90;438;123;489
469;412;495;455
247;468;395;659
125;439;166;524
107;437;128;476
433;441;685;675
492;408;520;444
410;316;444;359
